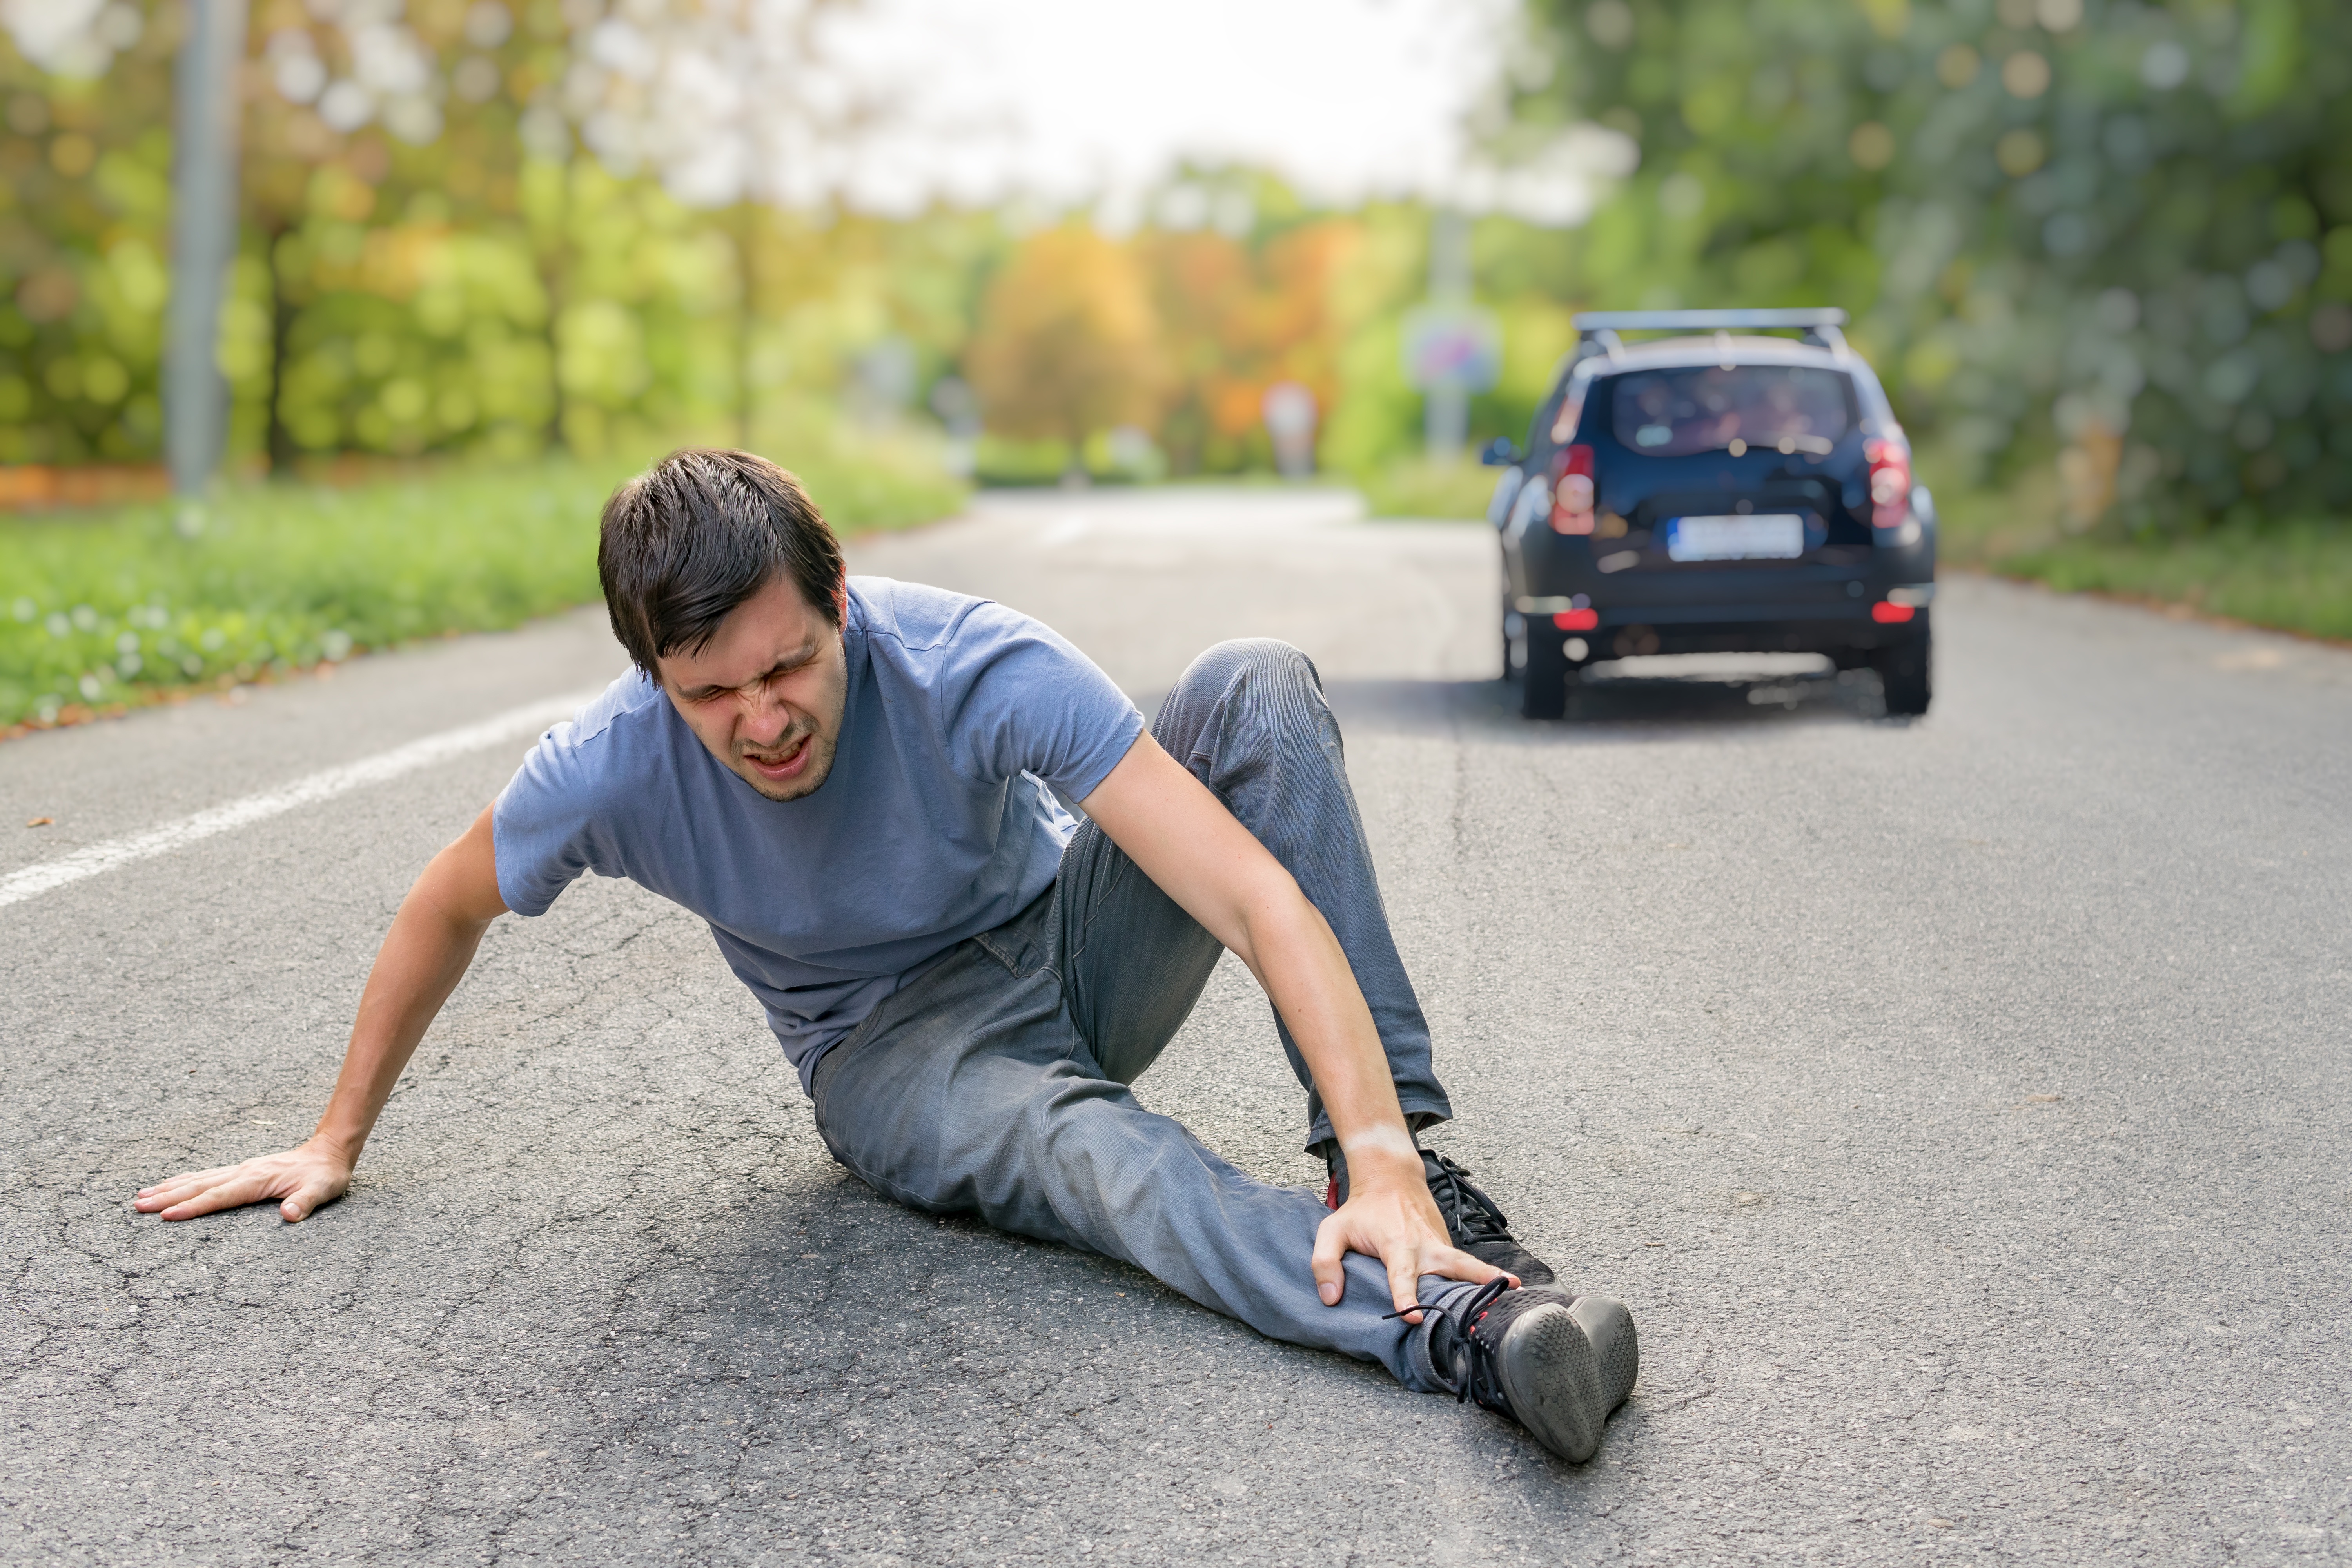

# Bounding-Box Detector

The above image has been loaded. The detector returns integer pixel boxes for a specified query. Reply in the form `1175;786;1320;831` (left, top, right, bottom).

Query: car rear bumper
1508;587;1933;659
1570;613;1927;659
1507;525;1937;655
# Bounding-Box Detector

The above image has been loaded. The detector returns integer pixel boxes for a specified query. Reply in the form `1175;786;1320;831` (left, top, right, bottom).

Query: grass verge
1;441;967;735
1991;526;2352;643
1923;458;2352;644
1354;456;1504;521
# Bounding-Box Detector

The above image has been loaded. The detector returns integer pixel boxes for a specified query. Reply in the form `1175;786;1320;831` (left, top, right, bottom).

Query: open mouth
741;731;813;783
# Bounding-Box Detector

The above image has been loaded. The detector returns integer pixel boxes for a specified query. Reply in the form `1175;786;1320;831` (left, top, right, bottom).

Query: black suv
1485;309;1935;719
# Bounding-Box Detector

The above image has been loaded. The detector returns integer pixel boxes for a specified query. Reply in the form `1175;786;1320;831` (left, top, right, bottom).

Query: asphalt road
4;487;2349;1566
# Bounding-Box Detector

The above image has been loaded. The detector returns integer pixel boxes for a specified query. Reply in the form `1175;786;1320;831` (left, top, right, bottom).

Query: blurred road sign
1261;382;1317;478
1403;306;1501;394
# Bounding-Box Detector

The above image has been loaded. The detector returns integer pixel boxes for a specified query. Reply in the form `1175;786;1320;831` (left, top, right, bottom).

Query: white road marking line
0;688;606;910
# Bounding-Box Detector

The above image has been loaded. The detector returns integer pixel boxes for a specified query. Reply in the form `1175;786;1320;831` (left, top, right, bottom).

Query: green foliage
0;25;179;465
1319;206;1600;481
0;6;1594;499
775;422;971;534
972;434;1080;486
13;0;2342;583
0;436;965;729
0;5;1009;473
1914;443;2350;637
1517;0;2352;533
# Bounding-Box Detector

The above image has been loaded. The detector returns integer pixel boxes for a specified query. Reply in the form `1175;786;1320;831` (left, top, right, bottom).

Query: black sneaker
1324;1146;1559;1287
1410;1278;1639;1464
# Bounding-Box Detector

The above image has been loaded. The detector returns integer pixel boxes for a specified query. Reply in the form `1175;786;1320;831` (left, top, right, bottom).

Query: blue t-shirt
492;577;1145;1089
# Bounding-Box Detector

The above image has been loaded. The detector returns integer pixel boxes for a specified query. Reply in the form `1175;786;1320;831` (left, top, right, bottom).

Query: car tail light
1549;445;1595;534
1871;601;1915;623
1865;438;1911;530
1551;608;1599;631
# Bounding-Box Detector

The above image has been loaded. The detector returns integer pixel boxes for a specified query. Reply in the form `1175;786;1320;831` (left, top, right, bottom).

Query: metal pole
1425;207;1471;460
166;0;248;503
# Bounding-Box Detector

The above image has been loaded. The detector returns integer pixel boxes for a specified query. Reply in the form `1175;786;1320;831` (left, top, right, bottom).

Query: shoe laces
1422;1151;1515;1248
1386;1276;1515;1411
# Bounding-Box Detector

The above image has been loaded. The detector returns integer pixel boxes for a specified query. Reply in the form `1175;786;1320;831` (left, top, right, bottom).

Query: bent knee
1175;638;1325;708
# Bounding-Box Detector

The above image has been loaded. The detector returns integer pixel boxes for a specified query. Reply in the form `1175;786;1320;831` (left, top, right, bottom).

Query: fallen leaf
25;816;53;827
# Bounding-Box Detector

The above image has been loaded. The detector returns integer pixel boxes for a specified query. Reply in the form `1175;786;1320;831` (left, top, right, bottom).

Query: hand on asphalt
1310;1157;1514;1325
132;1139;353;1224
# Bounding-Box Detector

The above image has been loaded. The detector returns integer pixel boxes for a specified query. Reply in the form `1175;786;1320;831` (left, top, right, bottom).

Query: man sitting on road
136;449;1638;1463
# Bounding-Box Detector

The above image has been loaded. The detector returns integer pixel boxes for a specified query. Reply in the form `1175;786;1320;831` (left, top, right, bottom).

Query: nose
737;680;792;746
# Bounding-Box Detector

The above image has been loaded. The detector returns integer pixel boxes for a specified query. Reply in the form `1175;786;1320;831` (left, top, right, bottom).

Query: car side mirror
1480;437;1521;467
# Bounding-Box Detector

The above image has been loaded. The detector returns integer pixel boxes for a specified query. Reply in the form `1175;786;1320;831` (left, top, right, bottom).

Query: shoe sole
1494;1296;1638;1464
1573;1293;1641;1410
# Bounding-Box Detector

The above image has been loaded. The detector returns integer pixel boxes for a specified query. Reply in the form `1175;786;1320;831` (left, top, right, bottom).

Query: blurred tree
1138;213;1360;474
2;0;942;476
1509;0;2352;531
0;2;180;466
1140;227;1254;471
966;224;1167;468
237;0;547;467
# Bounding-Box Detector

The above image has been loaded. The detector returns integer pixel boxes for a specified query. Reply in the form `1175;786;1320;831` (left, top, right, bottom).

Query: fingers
1310;1214;1346;1307
1426;1243;1513;1289
156;1172;276;1221
1319;1207;1445;1323
131;1174;239;1215
1385;1251;1424;1325
1314;1195;1527;1328
280;1172;345;1224
130;1151;337;1223
133;1164;240;1204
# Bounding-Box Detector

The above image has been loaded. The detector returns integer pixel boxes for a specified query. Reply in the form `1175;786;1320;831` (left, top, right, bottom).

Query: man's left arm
1077;733;1510;1322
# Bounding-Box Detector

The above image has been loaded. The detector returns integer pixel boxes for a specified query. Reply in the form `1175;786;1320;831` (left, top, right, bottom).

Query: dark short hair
597;448;845;672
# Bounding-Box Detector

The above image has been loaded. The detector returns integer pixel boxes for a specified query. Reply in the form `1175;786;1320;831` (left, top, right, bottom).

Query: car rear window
1609;366;1856;457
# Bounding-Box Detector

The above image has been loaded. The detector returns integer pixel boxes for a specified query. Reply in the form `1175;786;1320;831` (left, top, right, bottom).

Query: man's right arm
133;803;510;1224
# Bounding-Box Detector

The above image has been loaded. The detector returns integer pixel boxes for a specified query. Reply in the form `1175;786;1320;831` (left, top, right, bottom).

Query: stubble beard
735;726;838;802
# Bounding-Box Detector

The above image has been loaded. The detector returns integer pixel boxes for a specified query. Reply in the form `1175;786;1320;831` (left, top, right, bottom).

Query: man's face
654;575;848;802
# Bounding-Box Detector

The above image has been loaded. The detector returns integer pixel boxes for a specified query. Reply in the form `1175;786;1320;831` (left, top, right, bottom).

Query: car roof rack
1570;308;1849;358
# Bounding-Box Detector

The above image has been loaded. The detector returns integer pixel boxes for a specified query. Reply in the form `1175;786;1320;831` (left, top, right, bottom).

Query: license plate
1666;514;1805;561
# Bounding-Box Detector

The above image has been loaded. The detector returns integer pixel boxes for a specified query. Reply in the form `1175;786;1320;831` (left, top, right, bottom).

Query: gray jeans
810;640;1461;1388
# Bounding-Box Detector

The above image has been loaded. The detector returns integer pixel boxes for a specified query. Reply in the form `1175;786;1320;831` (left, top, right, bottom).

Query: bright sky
821;0;1521;213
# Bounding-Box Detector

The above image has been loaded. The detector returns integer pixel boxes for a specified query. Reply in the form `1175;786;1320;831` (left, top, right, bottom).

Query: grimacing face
653;574;848;802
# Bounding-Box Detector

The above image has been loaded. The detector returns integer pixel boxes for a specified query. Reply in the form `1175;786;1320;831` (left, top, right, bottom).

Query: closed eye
679;644;816;703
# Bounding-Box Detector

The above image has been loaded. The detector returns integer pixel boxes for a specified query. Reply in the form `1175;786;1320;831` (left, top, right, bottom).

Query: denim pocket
972;885;1058;979
970;927;1044;978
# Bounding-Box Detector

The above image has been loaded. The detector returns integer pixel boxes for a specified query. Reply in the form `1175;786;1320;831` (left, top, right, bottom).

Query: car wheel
1873;630;1932;716
1502;618;1528;682
1522;627;1570;719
